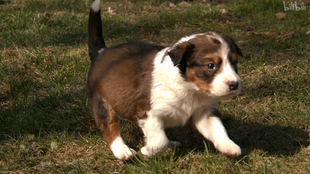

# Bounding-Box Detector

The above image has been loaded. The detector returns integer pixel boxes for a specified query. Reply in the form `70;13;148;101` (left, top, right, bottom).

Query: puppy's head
168;32;243;98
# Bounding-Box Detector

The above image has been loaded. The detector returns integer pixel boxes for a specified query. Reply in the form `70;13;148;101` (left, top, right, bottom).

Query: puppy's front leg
192;108;241;157
139;116;171;157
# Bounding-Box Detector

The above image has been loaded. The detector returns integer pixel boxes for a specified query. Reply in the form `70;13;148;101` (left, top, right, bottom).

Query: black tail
88;0;106;60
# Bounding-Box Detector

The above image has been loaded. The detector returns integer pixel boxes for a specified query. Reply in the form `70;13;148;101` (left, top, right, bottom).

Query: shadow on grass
0;86;308;158
224;116;309;157
1;89;309;158
121;113;309;159
0;89;91;142
164;116;309;158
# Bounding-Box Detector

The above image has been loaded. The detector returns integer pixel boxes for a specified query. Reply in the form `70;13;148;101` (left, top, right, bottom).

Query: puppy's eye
206;63;216;70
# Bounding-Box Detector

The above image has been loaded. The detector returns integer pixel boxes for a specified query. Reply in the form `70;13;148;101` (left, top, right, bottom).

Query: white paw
141;146;157;157
141;141;181;157
141;144;168;157
214;139;241;157
112;145;137;160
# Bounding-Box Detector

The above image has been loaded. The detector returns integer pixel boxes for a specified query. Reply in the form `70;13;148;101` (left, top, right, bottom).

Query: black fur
88;8;106;60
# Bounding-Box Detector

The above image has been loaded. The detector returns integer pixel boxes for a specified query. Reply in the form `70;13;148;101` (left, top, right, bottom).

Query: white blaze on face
209;39;241;97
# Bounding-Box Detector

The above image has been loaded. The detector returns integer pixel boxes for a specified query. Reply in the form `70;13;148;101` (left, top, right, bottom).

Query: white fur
192;108;241;156
209;37;241;97
139;115;169;156
91;0;101;12
139;47;211;156
98;48;105;54
110;135;136;160
139;33;241;157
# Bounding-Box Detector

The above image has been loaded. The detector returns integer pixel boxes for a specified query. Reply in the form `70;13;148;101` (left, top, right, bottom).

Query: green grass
1;0;310;173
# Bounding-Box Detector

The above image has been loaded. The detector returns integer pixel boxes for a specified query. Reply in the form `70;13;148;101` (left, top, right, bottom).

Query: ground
0;0;309;173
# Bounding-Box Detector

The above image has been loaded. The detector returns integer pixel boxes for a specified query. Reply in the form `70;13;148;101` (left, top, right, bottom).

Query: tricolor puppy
88;0;243;160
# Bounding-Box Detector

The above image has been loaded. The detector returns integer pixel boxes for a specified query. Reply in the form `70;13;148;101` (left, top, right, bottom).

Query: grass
0;0;310;173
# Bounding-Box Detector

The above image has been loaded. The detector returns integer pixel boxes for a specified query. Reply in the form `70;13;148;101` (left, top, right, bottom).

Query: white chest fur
149;49;216;128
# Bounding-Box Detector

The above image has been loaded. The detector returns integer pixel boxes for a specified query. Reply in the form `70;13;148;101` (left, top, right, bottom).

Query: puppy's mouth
207;85;241;99
218;90;240;99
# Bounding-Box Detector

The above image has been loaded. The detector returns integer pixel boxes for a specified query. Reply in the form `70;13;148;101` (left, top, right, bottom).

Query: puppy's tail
88;0;106;60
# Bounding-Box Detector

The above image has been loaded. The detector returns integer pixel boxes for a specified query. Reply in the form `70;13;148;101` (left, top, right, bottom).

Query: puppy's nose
228;81;239;91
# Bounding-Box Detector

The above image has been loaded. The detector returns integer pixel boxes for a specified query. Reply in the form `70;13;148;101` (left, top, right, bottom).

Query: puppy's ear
168;42;194;74
234;42;243;57
221;35;243;57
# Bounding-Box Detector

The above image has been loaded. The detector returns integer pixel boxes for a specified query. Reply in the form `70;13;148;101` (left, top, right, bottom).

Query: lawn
0;0;309;173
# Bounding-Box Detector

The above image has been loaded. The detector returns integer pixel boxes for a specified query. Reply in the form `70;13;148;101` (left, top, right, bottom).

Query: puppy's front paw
141;141;181;157
112;145;137;160
214;140;241;157
141;146;160;157
141;146;153;157
141;144;169;157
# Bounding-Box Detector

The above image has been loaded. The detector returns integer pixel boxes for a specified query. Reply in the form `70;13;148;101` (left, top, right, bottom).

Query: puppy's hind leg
91;95;136;160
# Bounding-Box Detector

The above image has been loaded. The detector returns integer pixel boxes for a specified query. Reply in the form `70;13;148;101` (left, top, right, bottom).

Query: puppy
87;0;243;160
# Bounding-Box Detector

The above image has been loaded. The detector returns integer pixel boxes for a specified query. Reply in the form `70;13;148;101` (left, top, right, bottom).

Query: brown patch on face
181;34;225;92
180;33;242;92
185;56;223;93
186;68;211;93
191;34;221;52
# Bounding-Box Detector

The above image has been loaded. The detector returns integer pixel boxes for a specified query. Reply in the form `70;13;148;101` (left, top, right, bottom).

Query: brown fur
88;43;164;145
88;34;242;154
88;3;243;159
164;33;241;94
170;35;223;92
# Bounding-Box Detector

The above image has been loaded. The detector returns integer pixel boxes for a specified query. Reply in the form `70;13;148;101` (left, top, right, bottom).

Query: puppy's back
88;43;164;119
